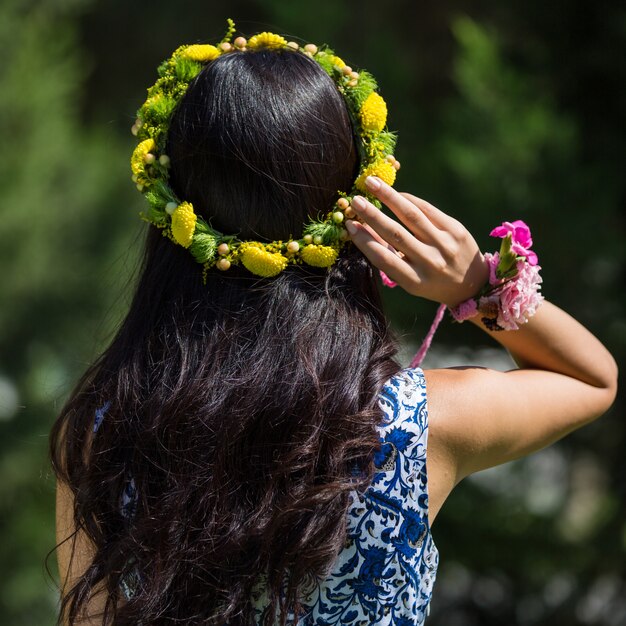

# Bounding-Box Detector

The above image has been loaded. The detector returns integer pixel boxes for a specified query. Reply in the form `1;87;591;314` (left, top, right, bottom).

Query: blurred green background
0;0;624;624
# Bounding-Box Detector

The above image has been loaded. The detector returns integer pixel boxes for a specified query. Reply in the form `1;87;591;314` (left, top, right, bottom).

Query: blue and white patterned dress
96;367;438;623
251;367;439;625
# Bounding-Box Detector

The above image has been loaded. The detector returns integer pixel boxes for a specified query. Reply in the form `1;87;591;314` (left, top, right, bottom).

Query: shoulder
422;365;517;495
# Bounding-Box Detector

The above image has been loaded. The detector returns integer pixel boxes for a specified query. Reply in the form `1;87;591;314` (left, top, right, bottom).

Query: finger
350;195;428;260
359;221;403;257
359;220;394;249
363;177;440;242
399;192;463;233
345;220;421;287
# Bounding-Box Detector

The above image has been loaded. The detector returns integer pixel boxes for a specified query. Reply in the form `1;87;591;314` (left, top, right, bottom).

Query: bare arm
470;300;616;389
345;177;618;518
425;300;617;475
56;479;107;625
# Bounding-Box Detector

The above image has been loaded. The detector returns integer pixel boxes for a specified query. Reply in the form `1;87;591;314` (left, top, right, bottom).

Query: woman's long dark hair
50;48;401;625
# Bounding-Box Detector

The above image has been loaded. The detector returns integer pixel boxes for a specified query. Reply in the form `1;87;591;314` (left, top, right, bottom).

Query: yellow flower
171;202;197;248
356;160;397;192
240;243;288;277
131;138;156;176
359;92;387;133
247;32;287;50
330;55;345;68
180;44;221;63
300;244;338;268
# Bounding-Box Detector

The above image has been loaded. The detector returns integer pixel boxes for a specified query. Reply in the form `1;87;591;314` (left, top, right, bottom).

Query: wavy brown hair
50;48;401;625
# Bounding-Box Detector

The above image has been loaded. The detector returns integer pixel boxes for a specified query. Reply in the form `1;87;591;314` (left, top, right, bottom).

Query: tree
0;1;136;622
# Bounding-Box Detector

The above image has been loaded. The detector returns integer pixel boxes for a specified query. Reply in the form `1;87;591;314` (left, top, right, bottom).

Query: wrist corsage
380;219;544;368
449;220;544;331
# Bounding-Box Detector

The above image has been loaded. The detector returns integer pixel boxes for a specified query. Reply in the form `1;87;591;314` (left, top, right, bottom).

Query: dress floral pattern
261;367;438;625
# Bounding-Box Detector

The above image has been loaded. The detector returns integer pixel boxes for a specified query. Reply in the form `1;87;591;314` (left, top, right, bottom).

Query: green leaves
174;56;202;82
190;232;218;264
377;131;398;156
144;179;177;210
221;17;236;44
496;234;519;279
302;220;343;245
141;92;177;126
349;70;378;108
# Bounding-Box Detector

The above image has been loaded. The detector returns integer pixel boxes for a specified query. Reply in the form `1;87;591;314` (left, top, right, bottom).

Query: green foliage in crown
130;19;401;279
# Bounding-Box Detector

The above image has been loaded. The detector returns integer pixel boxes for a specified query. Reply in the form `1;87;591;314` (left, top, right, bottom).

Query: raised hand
345;176;489;307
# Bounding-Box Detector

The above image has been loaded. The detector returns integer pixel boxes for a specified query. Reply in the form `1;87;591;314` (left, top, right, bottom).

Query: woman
51;25;617;626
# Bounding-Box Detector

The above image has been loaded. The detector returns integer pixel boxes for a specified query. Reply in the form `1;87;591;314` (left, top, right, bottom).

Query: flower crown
130;19;400;279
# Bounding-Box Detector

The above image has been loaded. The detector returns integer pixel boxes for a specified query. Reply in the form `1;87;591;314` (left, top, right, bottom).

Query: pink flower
479;260;544;330
484;252;500;286
380;270;397;288
490;220;538;265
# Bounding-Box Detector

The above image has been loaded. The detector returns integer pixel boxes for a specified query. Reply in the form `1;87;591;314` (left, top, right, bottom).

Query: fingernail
345;220;357;235
365;176;381;190
351;196;366;211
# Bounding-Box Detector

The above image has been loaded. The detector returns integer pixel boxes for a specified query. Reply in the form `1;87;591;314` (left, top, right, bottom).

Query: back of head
168;49;357;239
51;40;400;626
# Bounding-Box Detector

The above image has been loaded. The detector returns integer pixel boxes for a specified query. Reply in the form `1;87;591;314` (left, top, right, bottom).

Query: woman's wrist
377;215;545;367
